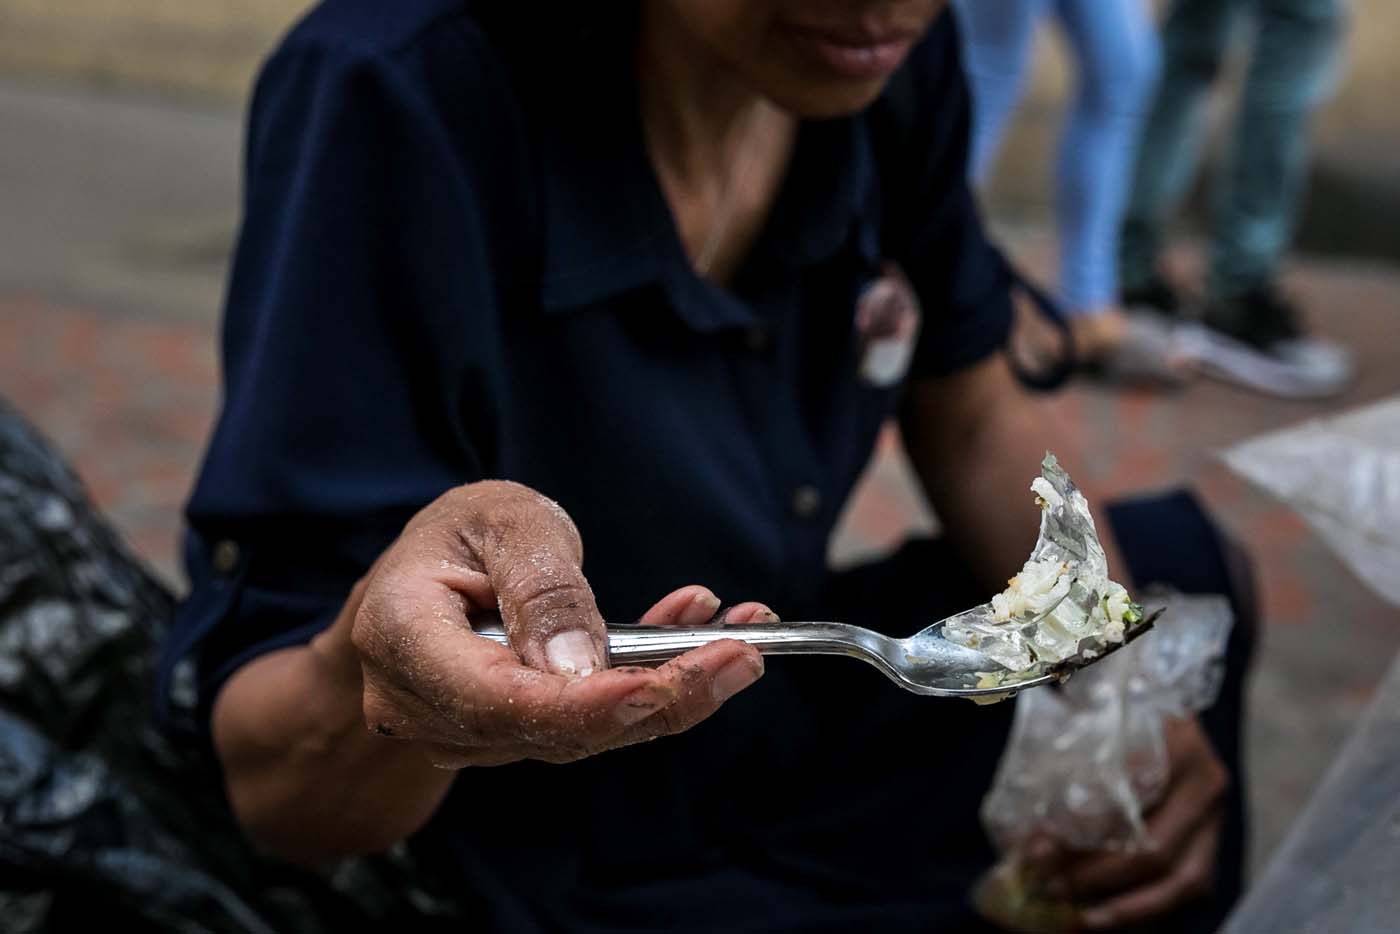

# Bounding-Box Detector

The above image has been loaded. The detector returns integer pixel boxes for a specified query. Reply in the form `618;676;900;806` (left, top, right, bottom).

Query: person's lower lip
786;32;915;80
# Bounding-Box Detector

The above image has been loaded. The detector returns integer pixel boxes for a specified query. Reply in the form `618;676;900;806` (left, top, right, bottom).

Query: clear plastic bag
1223;396;1400;607
972;590;1233;933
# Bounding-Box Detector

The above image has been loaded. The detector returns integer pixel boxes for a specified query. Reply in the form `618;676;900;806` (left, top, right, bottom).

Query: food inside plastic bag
971;590;1233;932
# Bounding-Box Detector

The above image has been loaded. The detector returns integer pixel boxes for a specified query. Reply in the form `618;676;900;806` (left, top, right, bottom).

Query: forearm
210;582;456;866
902;355;1131;595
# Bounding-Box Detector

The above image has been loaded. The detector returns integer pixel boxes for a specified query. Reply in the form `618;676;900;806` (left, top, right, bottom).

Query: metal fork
475;458;1160;698
473;607;1160;700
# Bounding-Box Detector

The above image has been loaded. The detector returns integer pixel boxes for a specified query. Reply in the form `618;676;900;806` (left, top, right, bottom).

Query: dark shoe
1201;284;1303;349
1179;284;1355;398
1122;275;1185;318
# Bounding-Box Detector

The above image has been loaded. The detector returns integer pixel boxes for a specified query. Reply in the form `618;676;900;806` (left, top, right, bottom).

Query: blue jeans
954;0;1160;313
1120;0;1345;299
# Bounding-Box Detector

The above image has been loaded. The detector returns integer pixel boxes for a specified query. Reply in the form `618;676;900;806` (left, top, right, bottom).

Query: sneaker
1202;283;1303;347
1081;309;1194;387
1180;285;1356;399
1122;275;1185;318
1077;276;1193;386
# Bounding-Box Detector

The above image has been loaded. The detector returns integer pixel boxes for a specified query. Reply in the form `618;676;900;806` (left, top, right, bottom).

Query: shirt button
744;326;772;352
211;539;241;575
791;485;822;519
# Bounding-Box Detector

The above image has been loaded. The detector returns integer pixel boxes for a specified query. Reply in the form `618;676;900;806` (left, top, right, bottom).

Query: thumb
470;483;607;677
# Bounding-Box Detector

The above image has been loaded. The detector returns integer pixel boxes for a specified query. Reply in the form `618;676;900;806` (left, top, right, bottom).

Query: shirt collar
534;66;673;315
534;45;879;327
757;116;877;272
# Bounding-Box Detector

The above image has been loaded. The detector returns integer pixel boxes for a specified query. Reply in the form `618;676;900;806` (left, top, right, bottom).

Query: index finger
1076;816;1220;930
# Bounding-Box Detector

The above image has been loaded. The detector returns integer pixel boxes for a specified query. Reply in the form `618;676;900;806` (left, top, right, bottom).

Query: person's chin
770;77;891;119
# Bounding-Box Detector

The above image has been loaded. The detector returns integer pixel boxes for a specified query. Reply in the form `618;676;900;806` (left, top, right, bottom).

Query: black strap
1003;261;1077;392
871;57;1076;393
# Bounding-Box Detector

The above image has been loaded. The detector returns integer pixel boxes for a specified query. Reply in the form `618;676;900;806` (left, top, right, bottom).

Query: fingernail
545;630;601;677
1080;908;1114;929
712;658;762;703
681;591;722;624
758;609;781;622
1027;837;1056;862
615;684;676;726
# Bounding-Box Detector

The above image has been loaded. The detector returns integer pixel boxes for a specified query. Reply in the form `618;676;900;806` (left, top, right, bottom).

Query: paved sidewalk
0;292;217;575
1;77;1397;879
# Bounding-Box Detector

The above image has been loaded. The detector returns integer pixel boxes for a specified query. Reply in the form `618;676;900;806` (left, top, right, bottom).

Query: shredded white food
946;454;1143;681
1030;476;1064;512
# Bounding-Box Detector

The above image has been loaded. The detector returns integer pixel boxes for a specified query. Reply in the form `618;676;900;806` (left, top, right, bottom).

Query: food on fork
944;454;1145;700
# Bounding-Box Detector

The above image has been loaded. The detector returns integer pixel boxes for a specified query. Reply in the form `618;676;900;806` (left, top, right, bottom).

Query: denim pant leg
953;0;1053;184
1210;0;1345;297
1119;0;1242;293
1053;0;1161;312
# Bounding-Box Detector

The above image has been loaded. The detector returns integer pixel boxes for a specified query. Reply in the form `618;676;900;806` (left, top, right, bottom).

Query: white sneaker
1089;310;1194;386
1175;323;1356;399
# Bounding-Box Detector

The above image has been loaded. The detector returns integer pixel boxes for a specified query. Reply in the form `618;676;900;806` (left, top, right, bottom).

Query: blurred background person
954;0;1172;381
1119;0;1355;398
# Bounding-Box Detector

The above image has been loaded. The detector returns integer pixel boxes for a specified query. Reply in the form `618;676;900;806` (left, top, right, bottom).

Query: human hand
1027;715;1228;930
350;480;769;767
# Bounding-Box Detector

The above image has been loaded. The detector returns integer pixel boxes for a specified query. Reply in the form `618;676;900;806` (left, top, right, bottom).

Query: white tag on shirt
855;264;921;388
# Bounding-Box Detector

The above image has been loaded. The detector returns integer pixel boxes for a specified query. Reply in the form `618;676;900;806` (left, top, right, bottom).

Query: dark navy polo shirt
160;1;1018;928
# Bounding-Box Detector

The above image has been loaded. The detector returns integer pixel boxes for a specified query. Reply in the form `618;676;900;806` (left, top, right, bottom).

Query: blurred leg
1120;0;1242;294
1209;0;1345;298
952;0;1052;184
1052;0;1161;313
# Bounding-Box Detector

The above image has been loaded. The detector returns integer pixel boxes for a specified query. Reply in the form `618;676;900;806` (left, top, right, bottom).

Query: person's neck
636;6;774;187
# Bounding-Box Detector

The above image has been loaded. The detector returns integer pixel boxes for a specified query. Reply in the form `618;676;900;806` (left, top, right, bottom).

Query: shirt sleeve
157;28;520;732
876;13;1015;381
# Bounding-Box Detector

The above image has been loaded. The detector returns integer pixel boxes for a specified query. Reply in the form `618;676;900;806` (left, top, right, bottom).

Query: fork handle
471;621;878;666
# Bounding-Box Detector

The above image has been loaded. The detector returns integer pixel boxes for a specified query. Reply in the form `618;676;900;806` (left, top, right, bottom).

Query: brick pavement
0;292;217;582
